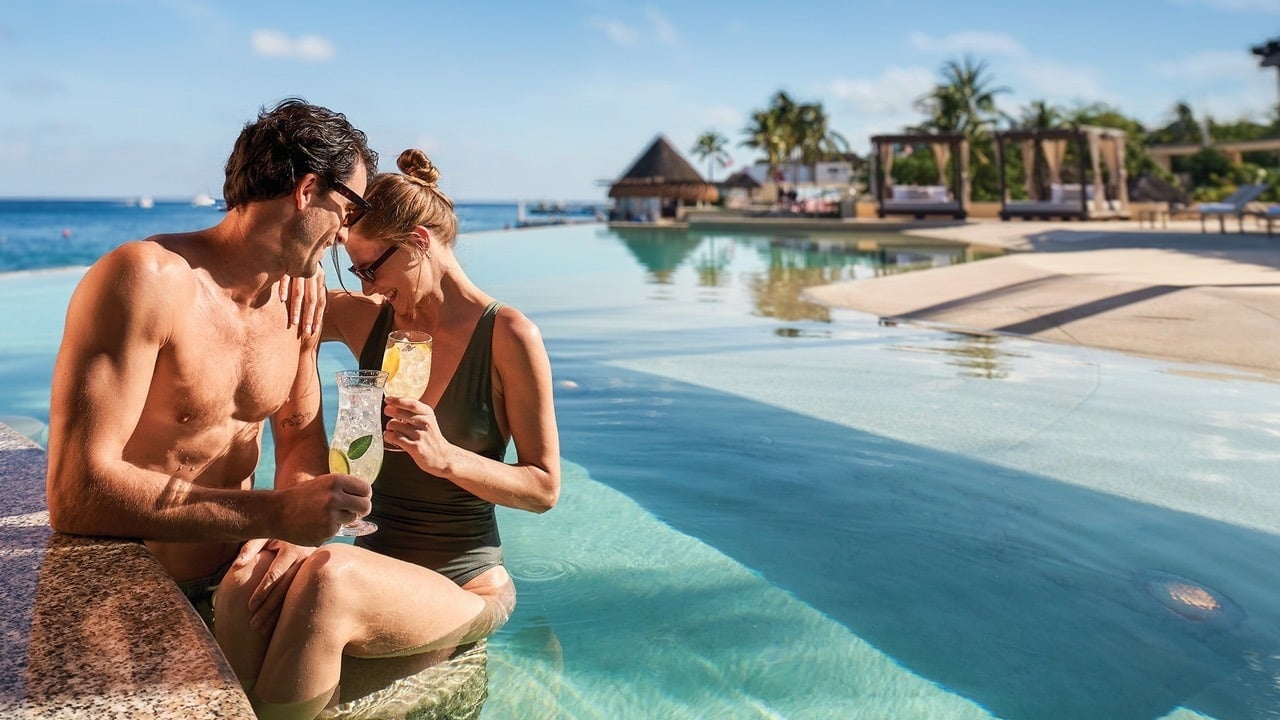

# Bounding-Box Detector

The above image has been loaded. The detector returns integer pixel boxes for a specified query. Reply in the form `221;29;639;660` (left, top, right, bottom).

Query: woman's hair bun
397;149;440;187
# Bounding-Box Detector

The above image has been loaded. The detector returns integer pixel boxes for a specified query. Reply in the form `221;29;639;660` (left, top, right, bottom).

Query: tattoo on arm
279;412;311;429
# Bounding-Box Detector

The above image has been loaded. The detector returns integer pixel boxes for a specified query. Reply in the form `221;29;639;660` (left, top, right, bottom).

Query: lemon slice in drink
328;447;350;474
382;345;401;383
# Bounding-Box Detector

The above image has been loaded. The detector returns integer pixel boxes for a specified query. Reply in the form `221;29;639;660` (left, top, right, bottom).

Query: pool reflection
607;227;1000;324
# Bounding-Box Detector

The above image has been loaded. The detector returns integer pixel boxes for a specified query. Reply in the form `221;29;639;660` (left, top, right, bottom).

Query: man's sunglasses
348;244;398;283
331;179;372;228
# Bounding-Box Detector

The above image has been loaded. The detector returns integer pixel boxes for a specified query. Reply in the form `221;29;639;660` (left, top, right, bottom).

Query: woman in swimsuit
215;149;561;720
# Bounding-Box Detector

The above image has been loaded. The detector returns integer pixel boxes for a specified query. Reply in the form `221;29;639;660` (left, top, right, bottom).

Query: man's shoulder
91;237;198;290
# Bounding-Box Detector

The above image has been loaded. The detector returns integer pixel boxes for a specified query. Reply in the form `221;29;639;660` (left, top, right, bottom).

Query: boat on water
515;199;606;228
191;193;217;207
526;200;606;216
138;196;154;209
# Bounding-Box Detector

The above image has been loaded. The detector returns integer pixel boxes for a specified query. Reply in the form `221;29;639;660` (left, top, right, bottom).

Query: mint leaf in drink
348;434;373;460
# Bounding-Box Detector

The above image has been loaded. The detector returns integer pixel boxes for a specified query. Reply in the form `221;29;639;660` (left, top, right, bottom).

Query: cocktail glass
328;369;388;537
381;330;432;452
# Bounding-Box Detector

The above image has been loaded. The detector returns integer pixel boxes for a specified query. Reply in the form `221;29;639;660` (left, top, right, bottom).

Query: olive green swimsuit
355;301;507;586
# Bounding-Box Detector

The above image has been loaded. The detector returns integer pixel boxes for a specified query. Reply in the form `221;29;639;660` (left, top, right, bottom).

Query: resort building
608;135;718;222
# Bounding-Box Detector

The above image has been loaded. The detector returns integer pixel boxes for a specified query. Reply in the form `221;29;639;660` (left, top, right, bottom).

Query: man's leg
215;548;279;692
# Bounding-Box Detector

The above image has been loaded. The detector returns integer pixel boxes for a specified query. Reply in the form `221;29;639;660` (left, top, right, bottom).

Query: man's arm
269;316;329;490
46;242;283;541
45;243;367;545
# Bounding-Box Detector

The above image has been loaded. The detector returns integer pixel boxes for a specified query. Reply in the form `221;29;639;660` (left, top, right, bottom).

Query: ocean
0;199;527;274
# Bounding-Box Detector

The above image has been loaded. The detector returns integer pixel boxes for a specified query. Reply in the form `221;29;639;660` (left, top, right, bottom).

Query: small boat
191;193;216;207
138;196;154;209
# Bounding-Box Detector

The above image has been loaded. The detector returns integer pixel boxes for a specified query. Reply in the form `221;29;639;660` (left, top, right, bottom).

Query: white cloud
1169;0;1280;12
1200;81;1277;121
828;67;938;154
646;6;679;46
1016;59;1112;103
250;30;335;61
1149;50;1275;121
908;31;1026;58
1154;49;1258;80
829;66;936;116
587;16;638;47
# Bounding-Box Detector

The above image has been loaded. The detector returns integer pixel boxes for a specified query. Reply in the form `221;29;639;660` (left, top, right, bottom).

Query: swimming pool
4;224;1280;718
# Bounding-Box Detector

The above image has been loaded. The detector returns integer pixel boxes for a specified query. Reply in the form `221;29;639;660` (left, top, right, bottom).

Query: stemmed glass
381;331;432;451
328;369;388;537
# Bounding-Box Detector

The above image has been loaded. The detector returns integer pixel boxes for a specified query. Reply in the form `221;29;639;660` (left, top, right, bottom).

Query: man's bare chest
158;298;302;424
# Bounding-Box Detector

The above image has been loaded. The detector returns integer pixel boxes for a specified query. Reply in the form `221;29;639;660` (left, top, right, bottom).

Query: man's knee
217;550;274;614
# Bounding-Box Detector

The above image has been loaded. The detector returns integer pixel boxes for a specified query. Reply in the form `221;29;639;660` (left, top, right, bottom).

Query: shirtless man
45;99;378;624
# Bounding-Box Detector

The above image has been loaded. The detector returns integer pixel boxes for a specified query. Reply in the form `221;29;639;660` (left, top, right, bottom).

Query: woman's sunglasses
348;244;398;283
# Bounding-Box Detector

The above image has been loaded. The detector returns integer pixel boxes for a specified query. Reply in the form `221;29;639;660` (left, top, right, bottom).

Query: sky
1;0;1278;202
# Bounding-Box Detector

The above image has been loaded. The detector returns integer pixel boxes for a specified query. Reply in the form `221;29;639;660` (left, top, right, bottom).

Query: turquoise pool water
4;224;1280;718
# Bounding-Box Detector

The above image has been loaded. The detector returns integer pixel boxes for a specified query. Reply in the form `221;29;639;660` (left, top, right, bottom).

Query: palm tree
1148;102;1205;146
915;56;1009;164
1019;100;1062;131
912;56;1009;200
741;91;848;185
741;105;788;181
793;101;850;166
690;130;730;182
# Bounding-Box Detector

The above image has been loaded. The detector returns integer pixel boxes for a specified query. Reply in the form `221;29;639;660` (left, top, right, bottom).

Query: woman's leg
250;544;508;712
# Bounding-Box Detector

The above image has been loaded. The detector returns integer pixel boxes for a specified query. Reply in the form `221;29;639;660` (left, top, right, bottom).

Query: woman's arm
384;308;561;513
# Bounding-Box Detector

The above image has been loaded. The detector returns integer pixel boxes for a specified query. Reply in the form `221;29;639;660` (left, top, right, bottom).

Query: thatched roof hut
720;169;762;190
609;135;719;203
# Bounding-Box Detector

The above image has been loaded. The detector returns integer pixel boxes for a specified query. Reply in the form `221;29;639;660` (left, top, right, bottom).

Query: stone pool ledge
0;422;255;719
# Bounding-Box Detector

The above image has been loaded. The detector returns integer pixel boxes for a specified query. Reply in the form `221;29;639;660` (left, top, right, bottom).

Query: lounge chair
1198;184;1268;234
1254;205;1280;238
879;184;966;219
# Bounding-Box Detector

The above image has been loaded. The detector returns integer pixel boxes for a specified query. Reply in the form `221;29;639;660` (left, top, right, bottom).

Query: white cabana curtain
1019;139;1037;198
1041;139;1066;186
930;142;951;188
1090;132;1106;210
1105;137;1123;193
879;142;895;196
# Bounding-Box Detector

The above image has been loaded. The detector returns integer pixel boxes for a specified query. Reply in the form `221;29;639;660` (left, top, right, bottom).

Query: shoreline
793;217;1280;379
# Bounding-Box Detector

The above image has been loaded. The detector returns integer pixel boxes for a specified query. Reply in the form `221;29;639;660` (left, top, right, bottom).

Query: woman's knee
288;546;364;616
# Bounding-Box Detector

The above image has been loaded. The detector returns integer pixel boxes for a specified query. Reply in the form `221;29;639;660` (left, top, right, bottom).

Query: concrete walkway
804;219;1280;377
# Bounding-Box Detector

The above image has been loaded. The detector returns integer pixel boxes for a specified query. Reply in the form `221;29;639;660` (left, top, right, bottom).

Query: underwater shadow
553;353;1280;720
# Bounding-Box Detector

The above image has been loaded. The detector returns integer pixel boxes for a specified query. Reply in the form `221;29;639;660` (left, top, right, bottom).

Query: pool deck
803;218;1280;379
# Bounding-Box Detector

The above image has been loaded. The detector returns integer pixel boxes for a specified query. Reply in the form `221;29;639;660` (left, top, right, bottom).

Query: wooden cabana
995;126;1130;220
609;135;718;222
870;133;970;220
